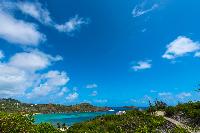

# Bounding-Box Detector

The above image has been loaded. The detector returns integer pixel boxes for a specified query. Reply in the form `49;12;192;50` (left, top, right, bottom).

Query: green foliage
0;112;61;133
154;100;167;110
67;110;186;133
35;123;61;133
171;127;189;133
165;101;200;128
147;100;167;114
0;98;109;114
1;99;197;132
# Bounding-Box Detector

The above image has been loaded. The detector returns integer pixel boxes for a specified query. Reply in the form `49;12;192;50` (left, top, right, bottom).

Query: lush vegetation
165;101;200;128
67;110;187;133
147;100;200;131
147;100;168;113
0;98;109;114
0;112;61;133
0;110;188;133
1;98;199;132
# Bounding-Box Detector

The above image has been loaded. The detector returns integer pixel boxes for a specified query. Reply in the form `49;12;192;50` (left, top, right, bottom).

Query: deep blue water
34;107;137;126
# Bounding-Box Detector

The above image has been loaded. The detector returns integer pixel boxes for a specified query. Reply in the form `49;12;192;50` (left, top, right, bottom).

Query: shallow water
34;107;133;126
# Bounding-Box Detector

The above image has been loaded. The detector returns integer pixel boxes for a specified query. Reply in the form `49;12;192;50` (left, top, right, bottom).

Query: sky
0;0;200;106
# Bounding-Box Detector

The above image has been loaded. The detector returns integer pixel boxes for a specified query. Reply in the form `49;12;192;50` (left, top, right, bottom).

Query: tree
154;100;167;110
57;122;61;128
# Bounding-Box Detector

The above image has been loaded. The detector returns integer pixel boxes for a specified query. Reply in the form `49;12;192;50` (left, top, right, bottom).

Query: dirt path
164;117;189;129
155;111;196;133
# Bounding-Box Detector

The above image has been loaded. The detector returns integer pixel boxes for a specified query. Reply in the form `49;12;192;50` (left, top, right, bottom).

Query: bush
165;101;200;128
67;110;186;132
0;112;61;133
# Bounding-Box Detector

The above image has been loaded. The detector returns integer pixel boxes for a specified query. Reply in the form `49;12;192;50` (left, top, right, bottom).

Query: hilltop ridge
0;98;110;114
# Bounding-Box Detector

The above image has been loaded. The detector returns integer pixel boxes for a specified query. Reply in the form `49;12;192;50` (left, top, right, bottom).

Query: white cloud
158;92;172;97
27;70;69;98
86;83;98;89
162;36;200;59
176;92;191;99
58;87;69;97
9;50;62;71
82;100;92;104
0;1;88;36
94;99;108;103
55;15;89;33
132;60;152;71
66;92;79;101
0;10;46;46
158;92;174;103
17;2;89;33
141;28;147;33
194;52;200;57
130;99;137;103
0;63;31;97
0;51;69;100
132;2;158;17
17;1;52;25
0;50;4;59
90;91;98;96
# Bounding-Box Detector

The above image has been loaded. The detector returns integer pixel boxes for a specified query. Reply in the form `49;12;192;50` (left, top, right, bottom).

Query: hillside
67;110;188;133
1;99;199;132
0;98;110;114
165;101;200;130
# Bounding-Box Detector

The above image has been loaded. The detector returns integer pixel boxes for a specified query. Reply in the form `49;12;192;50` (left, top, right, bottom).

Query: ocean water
34;107;134;126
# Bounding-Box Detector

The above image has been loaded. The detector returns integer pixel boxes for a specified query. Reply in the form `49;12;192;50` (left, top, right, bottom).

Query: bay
34;107;136;126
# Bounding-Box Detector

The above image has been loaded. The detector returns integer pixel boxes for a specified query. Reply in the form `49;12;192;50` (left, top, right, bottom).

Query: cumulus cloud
0;63;31;97
176;92;191;99
0;1;89;39
17;1;52;25
66;92;79;101
132;1;158;17
132;60;152;71
194;52;200;57
90;91;98;96
0;50;68;100
0;10;46;46
130;99;137;103
94;99;108;103
0;50;4;59
162;36;200;59
55;15;89;34
158;92;172;97
157;91;194;104
27;71;69;98
58;87;69;97
86;83;98;89
17;1;89;33
9;51;62;71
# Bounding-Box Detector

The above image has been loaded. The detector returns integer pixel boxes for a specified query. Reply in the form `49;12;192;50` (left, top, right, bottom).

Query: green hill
0;98;109;114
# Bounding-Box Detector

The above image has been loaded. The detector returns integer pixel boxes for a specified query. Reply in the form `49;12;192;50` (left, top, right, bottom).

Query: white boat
108;109;115;112
116;111;126;115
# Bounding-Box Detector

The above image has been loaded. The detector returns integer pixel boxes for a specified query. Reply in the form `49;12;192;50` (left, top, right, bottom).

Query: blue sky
0;0;200;106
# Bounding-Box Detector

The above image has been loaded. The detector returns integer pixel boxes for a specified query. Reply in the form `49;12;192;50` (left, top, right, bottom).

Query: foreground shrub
67;110;187;133
0;112;61;133
165;101;200;128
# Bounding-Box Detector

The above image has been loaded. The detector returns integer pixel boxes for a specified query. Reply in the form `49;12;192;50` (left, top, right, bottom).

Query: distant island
122;105;136;109
0;98;110;114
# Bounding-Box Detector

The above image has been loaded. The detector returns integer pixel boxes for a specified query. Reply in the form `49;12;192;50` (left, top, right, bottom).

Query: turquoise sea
34;107;136;126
